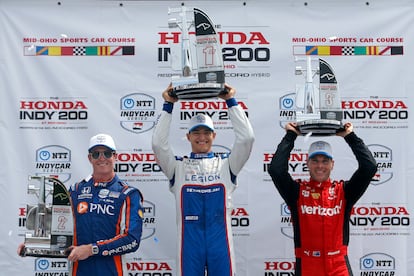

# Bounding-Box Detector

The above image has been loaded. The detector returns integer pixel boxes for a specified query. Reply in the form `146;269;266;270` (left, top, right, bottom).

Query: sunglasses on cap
89;150;115;159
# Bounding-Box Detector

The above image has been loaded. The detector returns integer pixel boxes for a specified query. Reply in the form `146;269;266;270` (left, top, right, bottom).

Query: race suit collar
190;152;215;159
93;174;118;188
308;178;332;188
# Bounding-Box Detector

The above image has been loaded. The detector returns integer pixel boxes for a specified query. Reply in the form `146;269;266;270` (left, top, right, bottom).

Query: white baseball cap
308;141;333;159
88;134;116;152
188;114;215;133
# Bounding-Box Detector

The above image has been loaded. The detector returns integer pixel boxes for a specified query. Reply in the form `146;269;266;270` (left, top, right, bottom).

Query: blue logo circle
282;203;291;215
123;98;135;109
39;151;51;161
36;259;50;270
362;258;374;269
282;98;294;109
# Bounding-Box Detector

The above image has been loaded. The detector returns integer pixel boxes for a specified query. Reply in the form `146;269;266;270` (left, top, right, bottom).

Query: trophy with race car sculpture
20;176;73;258
167;6;226;100
294;56;344;136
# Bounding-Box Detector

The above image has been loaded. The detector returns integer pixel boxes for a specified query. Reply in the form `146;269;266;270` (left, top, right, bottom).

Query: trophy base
170;83;226;100
22;246;70;258
296;119;344;136
22;233;71;258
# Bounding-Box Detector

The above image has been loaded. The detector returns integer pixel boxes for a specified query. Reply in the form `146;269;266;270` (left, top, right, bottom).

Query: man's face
186;127;216;153
88;146;116;175
307;155;334;183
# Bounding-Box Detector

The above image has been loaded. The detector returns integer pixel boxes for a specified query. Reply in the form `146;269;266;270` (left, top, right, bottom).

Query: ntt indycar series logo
35;145;72;183
368;144;393;185
19;97;88;130
141;200;157;241
34;258;70;275
280;203;293;239
359;252;396;275
120;93;156;134
279;93;296;129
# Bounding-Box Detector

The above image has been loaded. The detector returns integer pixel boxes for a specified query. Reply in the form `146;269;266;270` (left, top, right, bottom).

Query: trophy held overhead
294;56;344;136
167;6;226;100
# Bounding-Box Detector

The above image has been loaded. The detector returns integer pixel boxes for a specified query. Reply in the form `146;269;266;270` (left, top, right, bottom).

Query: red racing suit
268;131;377;276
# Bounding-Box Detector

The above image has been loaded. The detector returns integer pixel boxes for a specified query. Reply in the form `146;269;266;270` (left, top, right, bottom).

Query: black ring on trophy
169;83;227;99
296;119;344;136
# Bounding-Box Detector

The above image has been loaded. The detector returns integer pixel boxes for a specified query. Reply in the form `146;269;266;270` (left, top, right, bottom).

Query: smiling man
186;114;216;155
68;134;144;276
152;83;254;276
268;122;377;276
17;134;144;276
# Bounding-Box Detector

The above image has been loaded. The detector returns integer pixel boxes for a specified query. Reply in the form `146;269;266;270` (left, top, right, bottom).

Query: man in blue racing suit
17;134;144;276
68;134;144;276
152;83;255;276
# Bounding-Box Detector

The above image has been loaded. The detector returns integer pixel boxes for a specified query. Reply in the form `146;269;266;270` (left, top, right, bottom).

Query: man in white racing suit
152;83;254;276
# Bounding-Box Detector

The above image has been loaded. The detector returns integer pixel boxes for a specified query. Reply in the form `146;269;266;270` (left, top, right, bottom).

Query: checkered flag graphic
74;47;86;56
341;46;354;55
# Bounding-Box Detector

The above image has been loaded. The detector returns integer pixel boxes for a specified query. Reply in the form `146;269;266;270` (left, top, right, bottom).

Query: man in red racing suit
268;122;377;276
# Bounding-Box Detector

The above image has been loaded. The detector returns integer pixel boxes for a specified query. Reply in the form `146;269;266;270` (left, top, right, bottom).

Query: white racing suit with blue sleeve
152;98;254;276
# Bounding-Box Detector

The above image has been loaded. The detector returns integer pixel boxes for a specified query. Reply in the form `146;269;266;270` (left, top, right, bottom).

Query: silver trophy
294;56;343;136
168;6;226;100
21;176;73;258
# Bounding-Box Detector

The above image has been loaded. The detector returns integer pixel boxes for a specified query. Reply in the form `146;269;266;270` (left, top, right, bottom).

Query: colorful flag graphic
293;45;404;56
23;46;135;56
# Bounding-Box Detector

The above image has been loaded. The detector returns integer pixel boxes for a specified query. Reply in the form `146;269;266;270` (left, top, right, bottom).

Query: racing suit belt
295;246;348;258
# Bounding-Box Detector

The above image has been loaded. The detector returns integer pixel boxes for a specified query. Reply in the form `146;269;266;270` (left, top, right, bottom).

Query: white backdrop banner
1;0;413;275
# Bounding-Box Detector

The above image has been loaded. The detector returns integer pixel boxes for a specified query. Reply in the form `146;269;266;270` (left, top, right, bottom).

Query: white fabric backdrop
1;0;413;275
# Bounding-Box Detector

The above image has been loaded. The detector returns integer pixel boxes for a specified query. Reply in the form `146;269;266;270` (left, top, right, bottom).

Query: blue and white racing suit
152;98;254;276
